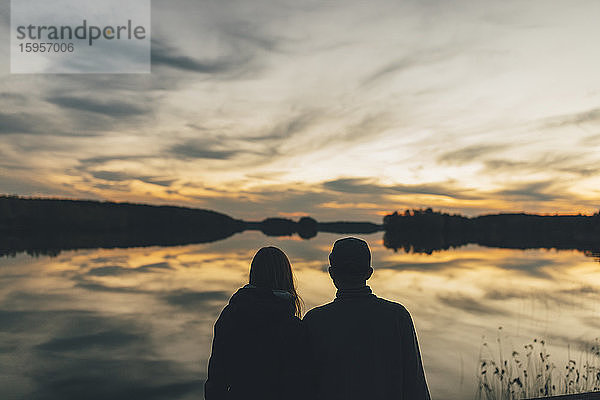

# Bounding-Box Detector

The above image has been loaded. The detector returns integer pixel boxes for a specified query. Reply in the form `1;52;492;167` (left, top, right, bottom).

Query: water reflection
0;232;599;399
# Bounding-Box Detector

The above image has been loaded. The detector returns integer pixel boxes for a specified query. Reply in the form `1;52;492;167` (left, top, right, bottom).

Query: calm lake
1;231;599;399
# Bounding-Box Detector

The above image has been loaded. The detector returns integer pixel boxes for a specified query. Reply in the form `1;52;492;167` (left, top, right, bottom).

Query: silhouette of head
249;246;302;316
328;237;374;289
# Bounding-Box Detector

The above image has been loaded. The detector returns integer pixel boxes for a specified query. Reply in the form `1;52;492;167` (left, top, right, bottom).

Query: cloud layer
1;0;600;219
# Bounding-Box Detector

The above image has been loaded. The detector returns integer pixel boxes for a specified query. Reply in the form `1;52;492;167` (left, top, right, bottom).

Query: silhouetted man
303;237;431;400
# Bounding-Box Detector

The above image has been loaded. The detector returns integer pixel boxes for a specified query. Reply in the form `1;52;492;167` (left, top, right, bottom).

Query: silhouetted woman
204;246;307;400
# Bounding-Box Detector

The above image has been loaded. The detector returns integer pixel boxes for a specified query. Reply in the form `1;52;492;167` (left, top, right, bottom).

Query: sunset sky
1;0;600;221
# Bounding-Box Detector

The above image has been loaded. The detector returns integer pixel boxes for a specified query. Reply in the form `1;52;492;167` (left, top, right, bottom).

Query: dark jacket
204;285;308;400
303;286;431;400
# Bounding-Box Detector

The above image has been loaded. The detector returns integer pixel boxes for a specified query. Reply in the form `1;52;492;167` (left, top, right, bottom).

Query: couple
205;237;431;400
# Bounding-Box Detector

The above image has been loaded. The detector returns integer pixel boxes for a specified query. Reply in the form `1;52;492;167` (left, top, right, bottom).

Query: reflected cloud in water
1;232;599;399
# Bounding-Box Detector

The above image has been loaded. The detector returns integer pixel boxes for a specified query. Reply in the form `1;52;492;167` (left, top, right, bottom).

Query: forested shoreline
1;196;599;259
383;208;600;256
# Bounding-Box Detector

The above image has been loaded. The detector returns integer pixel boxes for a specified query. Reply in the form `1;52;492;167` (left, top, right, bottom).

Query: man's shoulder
303;301;336;322
373;296;413;320
303;296;412;321
375;296;411;313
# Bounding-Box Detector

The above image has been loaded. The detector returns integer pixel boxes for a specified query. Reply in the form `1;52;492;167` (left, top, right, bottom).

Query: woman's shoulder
213;302;235;326
275;315;306;346
279;314;305;335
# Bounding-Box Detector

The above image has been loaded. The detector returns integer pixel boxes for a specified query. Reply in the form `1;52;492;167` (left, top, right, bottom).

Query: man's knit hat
328;237;371;275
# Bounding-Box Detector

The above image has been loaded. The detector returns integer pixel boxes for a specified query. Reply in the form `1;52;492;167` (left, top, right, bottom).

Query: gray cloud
89;256;130;264
36;330;142;353
560;285;598;295
86;266;136;277
484;159;531;172
491;181;560;202
494;258;555;278
168;110;325;166
247;111;319;142
235;110;334;162
171;145;239;160
194;186;339;220
376;258;481;271
75;282;147;294
29;359;203;400
362;47;458;88
544;107;600;128
539;332;599;354
438;293;508;316
151;39;244;74
567;108;600;125
0;291;73;310
92;182;132;192
323;178;480;200
170;136;241;160
136;262;173;272
79;155;151;167
438;144;510;165
580;133;600;146
323;178;394;194
0;80;161;142
91;171;136;182
485;284;596;307
335;113;393;144
163;290;229;311
150;14;283;78
47;96;148;118
0;112;43;135
483;153;587;176
138;177;177;187
0;310;78;333
0;92;28;104
43;161;174;193
557;166;600;177
85;262;173;277
580;316;600;331
6;308;205;400
66;157;179;189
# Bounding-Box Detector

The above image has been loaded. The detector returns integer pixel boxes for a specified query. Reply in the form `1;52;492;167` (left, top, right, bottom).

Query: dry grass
477;328;600;399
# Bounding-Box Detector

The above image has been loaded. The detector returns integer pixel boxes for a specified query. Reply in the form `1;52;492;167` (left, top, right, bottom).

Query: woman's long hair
249;246;303;317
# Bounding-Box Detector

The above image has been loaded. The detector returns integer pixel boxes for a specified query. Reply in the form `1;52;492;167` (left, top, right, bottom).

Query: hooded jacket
204;285;308;400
